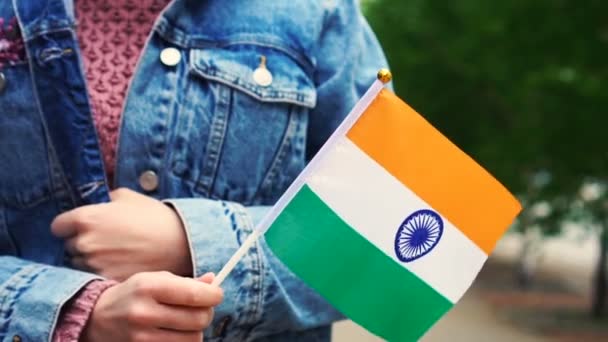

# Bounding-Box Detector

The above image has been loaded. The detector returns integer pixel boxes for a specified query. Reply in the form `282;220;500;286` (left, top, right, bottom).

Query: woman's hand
51;188;193;281
83;271;222;342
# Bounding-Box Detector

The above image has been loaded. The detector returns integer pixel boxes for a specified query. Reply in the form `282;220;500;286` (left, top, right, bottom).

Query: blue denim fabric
0;0;389;341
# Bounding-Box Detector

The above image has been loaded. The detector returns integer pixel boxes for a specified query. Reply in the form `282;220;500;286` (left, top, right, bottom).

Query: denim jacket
0;0;388;341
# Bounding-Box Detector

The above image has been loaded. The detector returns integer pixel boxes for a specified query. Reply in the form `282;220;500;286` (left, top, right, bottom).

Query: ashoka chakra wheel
394;209;444;262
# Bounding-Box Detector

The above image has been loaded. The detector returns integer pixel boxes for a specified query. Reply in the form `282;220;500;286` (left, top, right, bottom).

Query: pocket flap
190;47;316;108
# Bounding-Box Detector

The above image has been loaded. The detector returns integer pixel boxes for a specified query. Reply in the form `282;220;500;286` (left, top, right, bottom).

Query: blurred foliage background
363;0;608;316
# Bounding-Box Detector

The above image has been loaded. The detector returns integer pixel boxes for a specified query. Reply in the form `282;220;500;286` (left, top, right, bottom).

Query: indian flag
216;73;522;341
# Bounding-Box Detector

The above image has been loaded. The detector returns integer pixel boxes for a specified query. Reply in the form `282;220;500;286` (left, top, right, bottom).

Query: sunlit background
335;1;607;340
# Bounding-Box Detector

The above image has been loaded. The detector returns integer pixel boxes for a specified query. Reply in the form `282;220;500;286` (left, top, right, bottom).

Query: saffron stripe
347;89;521;254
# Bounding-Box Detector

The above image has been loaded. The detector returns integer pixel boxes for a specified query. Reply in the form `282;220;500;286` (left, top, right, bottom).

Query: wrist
81;281;120;342
54;280;116;342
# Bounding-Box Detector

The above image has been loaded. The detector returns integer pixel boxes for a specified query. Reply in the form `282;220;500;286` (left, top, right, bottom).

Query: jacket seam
253;105;298;201
0;265;43;336
229;203;264;328
13;4;79;209
195;86;231;196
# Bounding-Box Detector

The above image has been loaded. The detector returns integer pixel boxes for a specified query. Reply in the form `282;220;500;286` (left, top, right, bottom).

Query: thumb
198;272;215;284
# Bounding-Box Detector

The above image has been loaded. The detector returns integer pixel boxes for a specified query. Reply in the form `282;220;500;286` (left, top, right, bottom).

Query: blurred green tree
363;0;608;315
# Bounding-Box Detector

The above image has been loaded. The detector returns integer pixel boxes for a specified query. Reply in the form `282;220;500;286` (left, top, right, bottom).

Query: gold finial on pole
377;68;392;84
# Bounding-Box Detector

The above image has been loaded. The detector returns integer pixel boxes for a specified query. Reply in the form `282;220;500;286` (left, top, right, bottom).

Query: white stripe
306;138;487;303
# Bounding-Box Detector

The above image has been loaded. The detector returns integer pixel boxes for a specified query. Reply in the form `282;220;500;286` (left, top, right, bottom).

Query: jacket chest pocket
0;65;53;208
170;45;316;205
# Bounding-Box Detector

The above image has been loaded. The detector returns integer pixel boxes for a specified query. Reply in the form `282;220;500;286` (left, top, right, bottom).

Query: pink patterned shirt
53;1;169;341
76;0;169;184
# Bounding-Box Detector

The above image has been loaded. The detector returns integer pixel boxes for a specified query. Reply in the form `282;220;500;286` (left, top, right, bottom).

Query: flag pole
212;69;393;287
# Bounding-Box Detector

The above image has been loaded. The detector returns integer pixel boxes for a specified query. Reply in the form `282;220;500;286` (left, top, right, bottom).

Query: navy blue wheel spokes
394;209;444;262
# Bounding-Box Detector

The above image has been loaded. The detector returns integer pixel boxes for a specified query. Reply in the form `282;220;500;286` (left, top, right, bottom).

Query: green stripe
265;185;453;341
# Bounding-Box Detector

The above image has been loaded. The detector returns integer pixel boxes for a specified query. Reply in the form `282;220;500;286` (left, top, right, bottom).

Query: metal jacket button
0;72;6;94
139;170;159;192
160;47;181;66
12;335;21;342
252;55;272;87
253;67;272;86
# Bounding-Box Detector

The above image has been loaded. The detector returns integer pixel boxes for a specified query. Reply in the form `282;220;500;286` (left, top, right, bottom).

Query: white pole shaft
212;229;262;286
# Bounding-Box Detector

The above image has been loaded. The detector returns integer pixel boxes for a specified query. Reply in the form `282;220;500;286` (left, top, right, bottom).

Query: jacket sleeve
166;0;389;339
0;256;101;342
168;198;342;339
